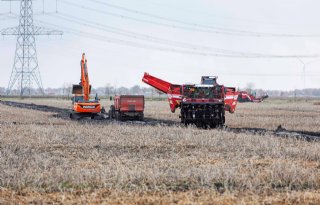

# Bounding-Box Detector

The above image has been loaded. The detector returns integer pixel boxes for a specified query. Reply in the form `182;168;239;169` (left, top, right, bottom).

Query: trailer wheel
115;111;119;120
119;113;123;121
108;110;113;119
109;105;115;119
138;113;144;121
115;111;122;121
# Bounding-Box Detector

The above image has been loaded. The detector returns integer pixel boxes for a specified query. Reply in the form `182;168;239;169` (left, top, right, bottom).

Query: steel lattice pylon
1;0;62;96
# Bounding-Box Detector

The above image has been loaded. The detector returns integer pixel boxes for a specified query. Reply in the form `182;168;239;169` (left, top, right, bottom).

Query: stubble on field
0;98;319;204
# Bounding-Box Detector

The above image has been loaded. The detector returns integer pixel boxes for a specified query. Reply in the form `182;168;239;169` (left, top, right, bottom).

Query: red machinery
200;76;238;113
109;95;144;121
142;73;239;128
238;91;268;103
70;53;102;119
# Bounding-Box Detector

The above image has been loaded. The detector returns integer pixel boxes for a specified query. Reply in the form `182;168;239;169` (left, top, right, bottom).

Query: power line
35;19;239;57
87;0;320;38
133;0;306;29
53;12;266;56
60;0;320;38
219;73;320;77
59;0;243;36
0;11;56;21
35;19;320;58
0;13;17;20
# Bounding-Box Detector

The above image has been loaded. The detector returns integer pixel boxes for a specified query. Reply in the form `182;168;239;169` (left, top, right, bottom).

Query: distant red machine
142;73;239;128
238;91;268;103
109;95;144;121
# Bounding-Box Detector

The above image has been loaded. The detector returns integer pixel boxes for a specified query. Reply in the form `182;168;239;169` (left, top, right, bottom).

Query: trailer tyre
108;110;113;119
109;105;115;119
138;113;144;121
116;112;123;121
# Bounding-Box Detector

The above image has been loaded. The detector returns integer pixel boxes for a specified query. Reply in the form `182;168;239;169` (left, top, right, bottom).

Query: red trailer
109;95;144;121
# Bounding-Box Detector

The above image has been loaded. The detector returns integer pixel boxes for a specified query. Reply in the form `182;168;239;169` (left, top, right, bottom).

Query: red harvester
109;95;144;121
142;73;239;128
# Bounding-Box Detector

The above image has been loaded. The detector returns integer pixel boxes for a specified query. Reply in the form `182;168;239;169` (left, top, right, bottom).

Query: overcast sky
1;0;320;91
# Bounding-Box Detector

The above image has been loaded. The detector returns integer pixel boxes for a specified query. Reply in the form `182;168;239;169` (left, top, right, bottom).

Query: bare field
4;98;320;131
0;98;320;204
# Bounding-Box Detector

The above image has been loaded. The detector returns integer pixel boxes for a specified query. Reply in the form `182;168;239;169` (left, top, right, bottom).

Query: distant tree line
0;85;320;98
0;85;166;99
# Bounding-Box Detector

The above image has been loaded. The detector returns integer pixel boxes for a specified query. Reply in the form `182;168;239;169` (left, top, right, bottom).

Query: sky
0;0;320;91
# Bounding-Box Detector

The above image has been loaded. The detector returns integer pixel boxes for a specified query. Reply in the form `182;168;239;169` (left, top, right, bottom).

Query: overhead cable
87;0;320;38
35;19;319;58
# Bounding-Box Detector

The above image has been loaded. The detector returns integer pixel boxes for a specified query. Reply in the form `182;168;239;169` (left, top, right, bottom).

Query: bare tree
245;82;255;94
130;85;141;95
62;83;72;99
104;83;112;98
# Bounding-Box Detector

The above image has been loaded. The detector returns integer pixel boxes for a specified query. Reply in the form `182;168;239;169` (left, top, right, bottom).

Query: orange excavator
70;53;104;119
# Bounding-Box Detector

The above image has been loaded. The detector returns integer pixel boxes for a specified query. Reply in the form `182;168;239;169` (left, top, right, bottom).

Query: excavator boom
72;53;91;99
81;54;90;101
70;53;101;119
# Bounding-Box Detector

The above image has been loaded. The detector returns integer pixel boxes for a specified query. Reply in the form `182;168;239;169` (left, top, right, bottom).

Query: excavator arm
81;54;90;101
72;53;91;101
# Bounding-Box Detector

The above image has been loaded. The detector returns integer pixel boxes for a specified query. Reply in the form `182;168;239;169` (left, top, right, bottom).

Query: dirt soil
1;99;320;204
1;188;320;205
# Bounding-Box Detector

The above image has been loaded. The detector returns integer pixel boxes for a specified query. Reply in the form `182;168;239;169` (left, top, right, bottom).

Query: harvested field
0;98;320;204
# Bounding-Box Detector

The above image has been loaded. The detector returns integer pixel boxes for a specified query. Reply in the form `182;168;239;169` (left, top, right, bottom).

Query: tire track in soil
224;126;320;142
0;100;70;119
1;100;319;141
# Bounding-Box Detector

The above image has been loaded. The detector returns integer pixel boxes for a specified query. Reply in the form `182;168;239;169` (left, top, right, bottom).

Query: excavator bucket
72;84;83;94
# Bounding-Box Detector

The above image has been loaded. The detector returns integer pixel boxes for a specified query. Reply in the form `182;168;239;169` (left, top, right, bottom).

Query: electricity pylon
1;0;62;96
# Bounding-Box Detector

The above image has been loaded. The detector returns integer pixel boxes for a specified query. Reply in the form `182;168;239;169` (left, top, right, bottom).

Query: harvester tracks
1;100;319;141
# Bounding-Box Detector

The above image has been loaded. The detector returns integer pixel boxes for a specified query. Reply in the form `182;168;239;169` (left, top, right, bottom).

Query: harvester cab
201;76;218;85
